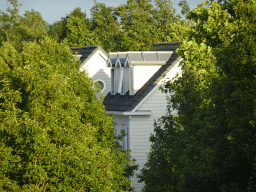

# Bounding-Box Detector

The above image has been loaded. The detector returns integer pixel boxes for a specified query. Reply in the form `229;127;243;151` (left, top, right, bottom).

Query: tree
47;19;67;43
47;0;189;52
63;14;97;47
114;0;187;51
90;1;122;52
19;9;48;42
0;0;48;51
0;0;22;49
60;7;98;47
0;37;136;191
178;0;190;16
139;0;256;191
48;7;98;46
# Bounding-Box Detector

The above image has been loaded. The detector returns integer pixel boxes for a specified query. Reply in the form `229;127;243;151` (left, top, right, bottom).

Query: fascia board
131;58;183;112
124;57;130;67
106;58;112;67
98;51;107;61
106;110;152;116
130;61;166;66
131;83;160;112
79;52;96;69
156;51;174;53
79;48;104;69
80;50;108;70
116;57;121;68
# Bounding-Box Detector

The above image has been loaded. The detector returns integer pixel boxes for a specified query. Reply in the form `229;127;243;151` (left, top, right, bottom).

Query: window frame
93;79;106;93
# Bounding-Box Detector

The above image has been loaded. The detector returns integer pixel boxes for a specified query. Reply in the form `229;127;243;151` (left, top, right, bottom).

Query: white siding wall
79;50;111;96
130;61;182;192
133;66;161;94
130;89;168;191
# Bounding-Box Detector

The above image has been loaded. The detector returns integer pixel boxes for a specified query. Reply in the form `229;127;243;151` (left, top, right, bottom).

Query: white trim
111;68;114;94
131;84;160;112
124;57;130;67
129;67;134;95
106;58;112;67
106;110;152;116
130;61;166;66
118;68;124;93
98;52;107;61
93;79;106;92
128;115;132;151
116;55;121;67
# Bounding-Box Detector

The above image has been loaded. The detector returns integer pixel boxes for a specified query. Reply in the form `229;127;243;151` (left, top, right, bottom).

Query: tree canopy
138;0;256;191
0;34;135;192
0;0;48;51
47;0;190;52
0;1;139;191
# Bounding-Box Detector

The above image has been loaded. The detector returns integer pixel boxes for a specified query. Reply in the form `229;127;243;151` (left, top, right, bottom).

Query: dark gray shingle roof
103;42;183;112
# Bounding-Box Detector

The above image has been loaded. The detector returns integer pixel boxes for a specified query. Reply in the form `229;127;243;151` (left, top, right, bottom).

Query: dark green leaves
139;0;256;191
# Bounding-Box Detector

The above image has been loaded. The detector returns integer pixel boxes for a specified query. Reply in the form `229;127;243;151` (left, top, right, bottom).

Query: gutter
105;110;152;116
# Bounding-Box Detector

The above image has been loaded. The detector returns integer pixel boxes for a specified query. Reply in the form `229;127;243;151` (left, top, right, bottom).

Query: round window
94;80;105;92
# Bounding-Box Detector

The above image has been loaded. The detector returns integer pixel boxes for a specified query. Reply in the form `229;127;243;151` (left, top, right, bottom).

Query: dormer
107;51;173;95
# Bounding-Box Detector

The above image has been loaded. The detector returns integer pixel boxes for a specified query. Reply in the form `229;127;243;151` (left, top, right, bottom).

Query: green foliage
0;1;48;51
63;14;97;47
62;7;99;47
114;0;188;51
0;37;135;191
19;9;48;42
48;7;94;45
48;0;189;52
179;0;190;16
90;1;122;52
139;0;256;191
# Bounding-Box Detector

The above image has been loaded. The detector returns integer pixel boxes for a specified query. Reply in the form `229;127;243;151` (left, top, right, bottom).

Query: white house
103;42;183;192
71;45;111;96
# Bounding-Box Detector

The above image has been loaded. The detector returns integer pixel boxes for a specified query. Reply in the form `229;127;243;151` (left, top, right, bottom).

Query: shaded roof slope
103;42;183;112
71;45;108;67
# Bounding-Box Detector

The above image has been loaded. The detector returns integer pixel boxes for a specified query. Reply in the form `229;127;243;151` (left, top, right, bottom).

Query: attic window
94;80;105;92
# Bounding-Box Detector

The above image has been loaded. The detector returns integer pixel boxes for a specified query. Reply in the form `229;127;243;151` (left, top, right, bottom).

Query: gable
133;58;182;112
79;50;107;74
71;45;110;96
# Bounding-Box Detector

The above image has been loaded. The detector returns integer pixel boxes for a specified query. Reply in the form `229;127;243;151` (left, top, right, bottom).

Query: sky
0;0;206;24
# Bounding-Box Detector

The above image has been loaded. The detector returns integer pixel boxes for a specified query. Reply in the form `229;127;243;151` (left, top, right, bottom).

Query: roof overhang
105;110;152;116
130;61;166;66
107;51;173;68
